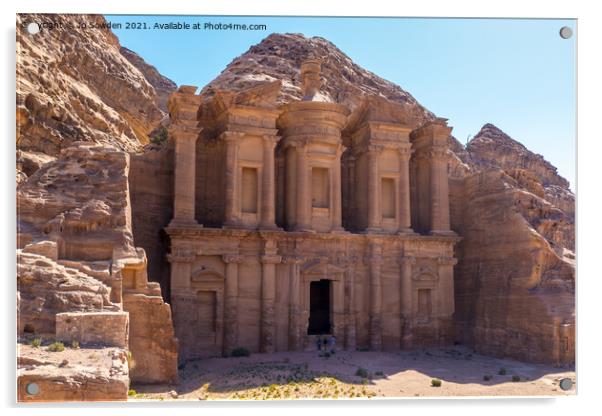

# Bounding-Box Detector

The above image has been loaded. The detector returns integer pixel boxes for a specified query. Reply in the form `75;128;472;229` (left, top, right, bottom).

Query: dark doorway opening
308;279;331;335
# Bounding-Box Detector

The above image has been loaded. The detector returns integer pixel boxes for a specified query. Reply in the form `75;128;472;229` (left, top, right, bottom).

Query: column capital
262;134;281;145
220;131;246;142
429;146;449;161
399;256;416;266
169;125;202;141
261;255;282;265
397;145;414;159
282;255;304;265
222;254;244;264
437;256;458;266
167;248;197;263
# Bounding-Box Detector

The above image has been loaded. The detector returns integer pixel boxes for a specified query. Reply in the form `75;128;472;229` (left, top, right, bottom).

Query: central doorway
308;279;331;335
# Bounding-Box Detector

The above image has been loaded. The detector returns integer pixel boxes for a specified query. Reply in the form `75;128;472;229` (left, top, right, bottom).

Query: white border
3;1;600;415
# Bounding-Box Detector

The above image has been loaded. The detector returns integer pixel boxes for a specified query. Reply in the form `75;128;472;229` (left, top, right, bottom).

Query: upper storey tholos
167;57;455;237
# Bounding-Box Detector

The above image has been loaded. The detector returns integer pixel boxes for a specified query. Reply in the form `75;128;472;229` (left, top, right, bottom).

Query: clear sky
107;15;576;189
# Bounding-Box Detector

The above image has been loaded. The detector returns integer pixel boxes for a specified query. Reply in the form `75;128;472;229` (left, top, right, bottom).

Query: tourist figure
328;335;336;353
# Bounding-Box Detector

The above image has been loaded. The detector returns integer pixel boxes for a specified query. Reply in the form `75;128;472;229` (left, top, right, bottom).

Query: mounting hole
25;382;40;395
559;378;573;391
559;26;573;39
26;22;40;35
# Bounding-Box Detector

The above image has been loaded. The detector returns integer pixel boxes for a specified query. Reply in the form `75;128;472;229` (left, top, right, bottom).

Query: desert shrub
71;340;80;349
128;389;137;396
127;351;136;369
31;338;42;348
150;126;168;144
355;367;369;378
511;375;520;382
375;371;384;376
431;378;442;387
47;341;65;352
231;347;250;357
498;368;507;375
483;375;492;381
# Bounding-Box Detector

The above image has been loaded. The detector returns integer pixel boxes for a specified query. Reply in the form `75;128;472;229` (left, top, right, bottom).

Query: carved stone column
166;247;196;362
260;135;279;229
344;262;357;351
366;146;381;232
260;241;282;353
430;147;451;233
284;256;303;351
368;243;383;350
222;254;243;355
398;146;413;233
223;131;244;227
399;256;415;348
295;144;311;231
171;128;200;226
168;86;202;227
285;145;297;229
437;256;457;316
332;145;344;231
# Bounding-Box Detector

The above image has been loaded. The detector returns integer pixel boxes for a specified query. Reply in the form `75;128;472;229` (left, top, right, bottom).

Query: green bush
128;389;137;396
355;367;369;378
71;340;80;349
511;375;520;382
31;338;42;348
231;347;250;357
431;378;442;387
150;127;168;144
47;341;65;352
498;368;507;375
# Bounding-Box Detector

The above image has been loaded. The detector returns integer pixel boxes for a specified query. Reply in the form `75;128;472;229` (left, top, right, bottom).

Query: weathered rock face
16;13;164;180
120;47;177;112
450;170;574;365
199;33;433;120
16;142;178;393
17;251;117;338
466;124;570;189
18;344;129;402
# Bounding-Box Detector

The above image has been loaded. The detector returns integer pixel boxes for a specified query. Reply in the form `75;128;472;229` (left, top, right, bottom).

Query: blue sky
107;15;576;189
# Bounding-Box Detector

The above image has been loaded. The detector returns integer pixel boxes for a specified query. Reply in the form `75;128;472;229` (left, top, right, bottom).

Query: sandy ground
18;341;123;370
131;346;575;401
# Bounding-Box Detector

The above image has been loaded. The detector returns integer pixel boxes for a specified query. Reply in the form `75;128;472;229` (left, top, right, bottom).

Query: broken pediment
344;95;421;135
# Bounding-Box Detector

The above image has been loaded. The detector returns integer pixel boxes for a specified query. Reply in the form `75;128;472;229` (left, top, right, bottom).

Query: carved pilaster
295;145;311;231
367;243;383;350
222;131;245;227
332;144;344;231
222;254;243;355
283;255;304;351
398;146;413;233
366;145;383;232
437;256;457;317
399;256;416;348
260;241;282;353
430;146;450;234
260;135;280;229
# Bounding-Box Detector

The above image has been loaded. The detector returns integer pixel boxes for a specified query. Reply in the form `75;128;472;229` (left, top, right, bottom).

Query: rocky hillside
120;46;177;112
16;14;165;182
200;33;434;121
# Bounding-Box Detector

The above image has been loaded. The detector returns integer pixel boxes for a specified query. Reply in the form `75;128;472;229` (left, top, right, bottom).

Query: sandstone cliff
120;46;177;112
16;14;165;182
16;142;178;398
16;14;179;397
